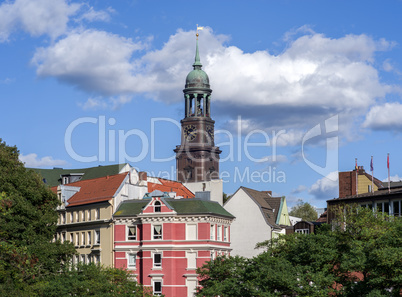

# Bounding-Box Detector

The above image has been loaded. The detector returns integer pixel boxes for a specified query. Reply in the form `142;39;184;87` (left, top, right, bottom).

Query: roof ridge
67;171;128;185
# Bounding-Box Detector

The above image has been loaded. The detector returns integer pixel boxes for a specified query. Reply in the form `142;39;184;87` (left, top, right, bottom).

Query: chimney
139;171;147;181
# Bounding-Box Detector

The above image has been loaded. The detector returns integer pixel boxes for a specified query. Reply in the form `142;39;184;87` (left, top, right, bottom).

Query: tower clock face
184;125;197;141
206;126;214;140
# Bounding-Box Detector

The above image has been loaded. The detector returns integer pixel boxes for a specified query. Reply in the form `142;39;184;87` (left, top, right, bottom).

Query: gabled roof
30;163;129;187
264;196;286;225
64;172;129;207
114;198;234;218
240;187;279;229
147;177;194;198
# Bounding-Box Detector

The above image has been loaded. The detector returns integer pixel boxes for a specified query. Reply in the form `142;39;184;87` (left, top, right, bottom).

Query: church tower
174;33;221;183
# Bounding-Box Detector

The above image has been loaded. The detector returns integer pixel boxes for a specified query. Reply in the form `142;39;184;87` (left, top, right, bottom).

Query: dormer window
154;201;161;212
62;176;70;185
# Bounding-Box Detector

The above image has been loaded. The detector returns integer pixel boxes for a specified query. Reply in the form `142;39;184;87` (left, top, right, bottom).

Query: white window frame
95;230;100;245
153;253;162;268
87;231;91;245
154;201;161;213
127;226;137;241
210;224;215;240
295;229;309;234
81;232;86;246
217;225;222;241
153;224;162;240
376;201;390;214
128;253;136;268
62;176;69;185
224;226;228;242
153;280;162;295
392;200;401;216
70;233;74;243
96;208;100;220
88;209;91;221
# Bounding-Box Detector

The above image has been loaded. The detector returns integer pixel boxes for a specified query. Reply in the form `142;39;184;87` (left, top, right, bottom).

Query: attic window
154;201;161;212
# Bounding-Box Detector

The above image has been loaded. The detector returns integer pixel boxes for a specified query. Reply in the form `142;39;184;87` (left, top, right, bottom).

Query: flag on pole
370;156;374;193
387;153;390;193
355;158;358;195
387;153;390;169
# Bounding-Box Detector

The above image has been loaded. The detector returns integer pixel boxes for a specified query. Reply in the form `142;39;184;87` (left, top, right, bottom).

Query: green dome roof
185;68;210;89
184;37;210;89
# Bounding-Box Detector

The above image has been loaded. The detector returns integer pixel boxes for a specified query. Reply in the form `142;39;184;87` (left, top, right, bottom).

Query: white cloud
382;174;402;182
257;154;288;165
309;171;339;200
32;29;150;95
0;0;80;42
32;27;395;144
19;153;67;168
291;185;307;194
76;6;113;23
79;95;133;110
0;77;14;84
362;102;402;130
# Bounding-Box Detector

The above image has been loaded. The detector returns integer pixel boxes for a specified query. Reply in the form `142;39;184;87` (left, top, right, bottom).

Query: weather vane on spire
196;24;204;39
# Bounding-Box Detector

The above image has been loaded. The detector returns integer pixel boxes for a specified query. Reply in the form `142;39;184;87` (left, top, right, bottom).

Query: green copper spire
193;33;202;69
184;30;210;90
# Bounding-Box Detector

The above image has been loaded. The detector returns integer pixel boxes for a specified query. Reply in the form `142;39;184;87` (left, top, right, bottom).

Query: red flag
387;154;389;169
388;153;390;193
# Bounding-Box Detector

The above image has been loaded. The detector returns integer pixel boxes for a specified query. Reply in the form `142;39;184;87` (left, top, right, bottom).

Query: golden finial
196;24;204;40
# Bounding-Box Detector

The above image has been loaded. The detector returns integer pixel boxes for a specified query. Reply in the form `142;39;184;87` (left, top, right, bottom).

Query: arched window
154;201;161;213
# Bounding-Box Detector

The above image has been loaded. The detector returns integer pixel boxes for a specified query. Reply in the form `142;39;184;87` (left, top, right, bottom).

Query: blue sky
2;0;402;209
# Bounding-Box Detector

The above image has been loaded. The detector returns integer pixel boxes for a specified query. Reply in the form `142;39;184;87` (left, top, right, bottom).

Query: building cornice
115;216;232;225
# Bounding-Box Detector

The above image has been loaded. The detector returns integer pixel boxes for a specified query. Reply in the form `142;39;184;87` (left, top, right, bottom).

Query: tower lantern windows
185;93;210;118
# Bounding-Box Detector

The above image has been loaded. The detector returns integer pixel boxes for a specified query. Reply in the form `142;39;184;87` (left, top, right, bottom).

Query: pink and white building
113;190;234;296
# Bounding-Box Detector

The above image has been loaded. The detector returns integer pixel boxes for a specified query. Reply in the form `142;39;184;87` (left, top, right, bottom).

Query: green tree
0;139;154;296
289;199;318;221
196;206;402;297
222;193;231;204
197;256;251;296
31;263;154;297
0;139;76;293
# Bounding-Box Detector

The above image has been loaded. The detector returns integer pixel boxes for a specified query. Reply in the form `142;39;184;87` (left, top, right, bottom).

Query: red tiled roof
66;173;128;207
147;178;194;198
50;186;57;194
316;210;327;223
